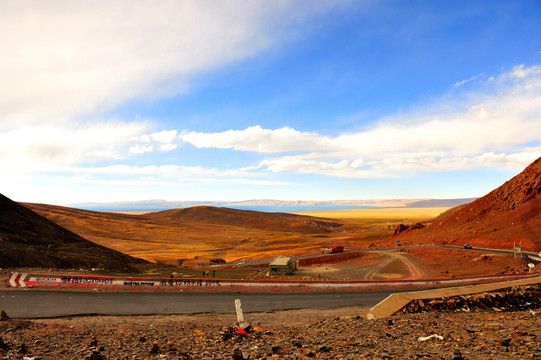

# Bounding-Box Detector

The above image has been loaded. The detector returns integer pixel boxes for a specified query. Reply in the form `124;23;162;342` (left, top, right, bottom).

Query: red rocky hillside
392;157;541;251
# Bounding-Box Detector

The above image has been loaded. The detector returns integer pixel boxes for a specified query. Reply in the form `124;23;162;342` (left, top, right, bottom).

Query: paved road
0;290;396;319
206;245;534;268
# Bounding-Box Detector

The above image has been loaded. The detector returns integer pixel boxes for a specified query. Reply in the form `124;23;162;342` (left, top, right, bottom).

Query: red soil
389;157;541;252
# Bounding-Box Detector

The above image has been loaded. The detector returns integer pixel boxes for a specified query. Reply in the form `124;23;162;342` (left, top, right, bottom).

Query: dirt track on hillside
295;250;426;281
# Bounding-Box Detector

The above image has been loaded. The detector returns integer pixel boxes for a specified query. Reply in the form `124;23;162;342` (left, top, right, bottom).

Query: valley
2;157;541;283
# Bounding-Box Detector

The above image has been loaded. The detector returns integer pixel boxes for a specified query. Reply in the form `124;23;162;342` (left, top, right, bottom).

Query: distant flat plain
116;206;450;219
294;207;450;219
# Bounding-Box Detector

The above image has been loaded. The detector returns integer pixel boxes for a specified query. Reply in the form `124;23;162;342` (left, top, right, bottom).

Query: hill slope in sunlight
392;157;541;251
24;203;370;266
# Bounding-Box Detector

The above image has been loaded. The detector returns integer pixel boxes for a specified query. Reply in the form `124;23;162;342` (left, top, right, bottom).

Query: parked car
463;244;472;249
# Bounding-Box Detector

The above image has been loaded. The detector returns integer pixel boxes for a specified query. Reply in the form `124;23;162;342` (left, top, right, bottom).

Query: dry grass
25;204;450;268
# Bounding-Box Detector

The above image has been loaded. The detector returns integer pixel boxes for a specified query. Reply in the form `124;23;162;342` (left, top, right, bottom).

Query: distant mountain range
71;198;477;209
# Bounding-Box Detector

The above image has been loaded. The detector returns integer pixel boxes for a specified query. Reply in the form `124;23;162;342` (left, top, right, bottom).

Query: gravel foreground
0;307;539;360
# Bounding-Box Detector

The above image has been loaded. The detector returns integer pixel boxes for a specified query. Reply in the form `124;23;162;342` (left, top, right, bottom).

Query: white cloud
129;145;154;155
1;0;539;197
150;130;178;144
142;130;178;144
136;130;179;153
63;175;289;188
179;126;329;153
0;1;348;183
160;144;178;152
454;73;485;87
0;0;342;129
179;64;541;178
5;64;537;183
57;164;292;188
0;121;148;172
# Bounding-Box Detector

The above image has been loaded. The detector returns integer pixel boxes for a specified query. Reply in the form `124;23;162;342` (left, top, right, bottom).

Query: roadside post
235;299;250;330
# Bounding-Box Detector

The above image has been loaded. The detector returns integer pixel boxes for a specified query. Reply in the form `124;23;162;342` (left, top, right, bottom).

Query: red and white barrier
8;273;29;288
6;271;541;292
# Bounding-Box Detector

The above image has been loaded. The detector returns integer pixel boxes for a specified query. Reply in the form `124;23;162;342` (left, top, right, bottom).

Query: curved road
4;245;534;319
0;290;396;319
360;251;424;280
210;245;535;268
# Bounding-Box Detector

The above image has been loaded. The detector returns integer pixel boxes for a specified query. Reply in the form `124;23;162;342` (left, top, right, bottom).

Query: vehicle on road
463;244;472;249
331;246;344;253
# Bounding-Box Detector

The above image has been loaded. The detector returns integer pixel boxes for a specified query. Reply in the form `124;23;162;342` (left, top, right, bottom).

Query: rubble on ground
403;285;541;314
0;304;539;359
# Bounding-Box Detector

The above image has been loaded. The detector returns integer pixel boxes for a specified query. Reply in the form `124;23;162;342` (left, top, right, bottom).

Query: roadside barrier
298;252;362;266
367;275;541;319
7;271;541;292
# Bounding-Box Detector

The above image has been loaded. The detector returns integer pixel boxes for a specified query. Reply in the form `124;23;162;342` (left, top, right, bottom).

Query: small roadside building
269;256;294;275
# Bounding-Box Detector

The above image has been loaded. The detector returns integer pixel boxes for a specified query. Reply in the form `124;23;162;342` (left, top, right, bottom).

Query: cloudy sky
1;0;541;205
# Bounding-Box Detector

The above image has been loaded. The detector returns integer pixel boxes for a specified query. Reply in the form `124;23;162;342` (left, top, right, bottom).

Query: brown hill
141;206;342;232
23;204;353;266
0;193;145;271
392;157;541;251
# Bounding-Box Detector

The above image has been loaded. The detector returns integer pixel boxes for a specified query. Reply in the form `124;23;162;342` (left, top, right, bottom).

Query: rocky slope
393;158;541;251
0;193;145;271
0;304;538;359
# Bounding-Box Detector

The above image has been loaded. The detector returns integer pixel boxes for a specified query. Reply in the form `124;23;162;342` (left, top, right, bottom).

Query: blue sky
1;0;541;205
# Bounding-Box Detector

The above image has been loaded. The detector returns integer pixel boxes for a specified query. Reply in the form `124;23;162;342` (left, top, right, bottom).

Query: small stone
231;348;244;360
0;311;9;321
150;342;160;354
19;343;28;354
89;337;98;347
239;322;251;331
450;348;464;360
299;347;315;357
178;350;191;360
86;351;105;360
167;341;176;352
318;345;332;353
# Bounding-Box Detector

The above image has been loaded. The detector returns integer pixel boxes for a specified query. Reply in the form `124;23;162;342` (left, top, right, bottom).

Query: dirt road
360;250;425;280
296;249;426;280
